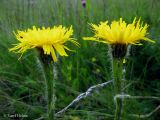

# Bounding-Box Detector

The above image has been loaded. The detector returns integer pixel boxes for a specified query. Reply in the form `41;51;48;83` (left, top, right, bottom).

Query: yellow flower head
83;17;154;45
9;25;79;62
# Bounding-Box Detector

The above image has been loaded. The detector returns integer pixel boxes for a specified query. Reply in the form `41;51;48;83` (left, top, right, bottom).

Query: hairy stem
43;63;56;120
112;58;123;120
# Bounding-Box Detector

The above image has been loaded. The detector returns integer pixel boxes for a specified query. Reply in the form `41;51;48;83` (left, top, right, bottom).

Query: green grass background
0;0;160;120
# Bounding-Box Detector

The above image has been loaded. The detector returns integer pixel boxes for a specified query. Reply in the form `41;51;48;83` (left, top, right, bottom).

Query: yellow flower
9;25;79;62
83;17;154;45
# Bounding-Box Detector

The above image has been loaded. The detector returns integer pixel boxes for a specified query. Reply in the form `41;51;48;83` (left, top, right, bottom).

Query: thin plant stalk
42;62;56;120
112;58;123;120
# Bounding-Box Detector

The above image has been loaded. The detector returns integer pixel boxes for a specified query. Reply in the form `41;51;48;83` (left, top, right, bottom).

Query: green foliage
0;0;160;119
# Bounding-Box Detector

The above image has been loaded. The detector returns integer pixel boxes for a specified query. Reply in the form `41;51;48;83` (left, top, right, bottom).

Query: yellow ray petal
50;47;57;62
143;37;155;43
83;37;108;44
43;45;51;55
63;45;75;52
54;44;68;56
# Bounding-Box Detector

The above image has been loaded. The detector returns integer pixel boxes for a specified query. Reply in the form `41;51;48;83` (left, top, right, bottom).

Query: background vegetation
0;0;160;119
